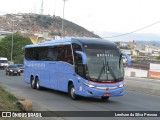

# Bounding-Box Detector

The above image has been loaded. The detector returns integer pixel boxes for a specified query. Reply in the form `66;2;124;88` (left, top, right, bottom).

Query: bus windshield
85;49;124;82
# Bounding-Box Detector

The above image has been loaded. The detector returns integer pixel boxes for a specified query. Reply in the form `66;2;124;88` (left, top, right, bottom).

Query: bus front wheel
31;79;36;89
69;84;78;100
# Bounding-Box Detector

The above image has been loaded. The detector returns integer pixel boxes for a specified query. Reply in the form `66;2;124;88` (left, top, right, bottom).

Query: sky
0;0;160;40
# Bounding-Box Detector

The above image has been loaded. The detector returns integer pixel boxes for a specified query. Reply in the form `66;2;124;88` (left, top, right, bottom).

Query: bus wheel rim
32;80;35;86
37;81;39;88
71;88;75;98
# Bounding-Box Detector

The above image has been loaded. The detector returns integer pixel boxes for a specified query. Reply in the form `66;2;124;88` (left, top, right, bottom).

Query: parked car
6;65;21;76
15;64;24;73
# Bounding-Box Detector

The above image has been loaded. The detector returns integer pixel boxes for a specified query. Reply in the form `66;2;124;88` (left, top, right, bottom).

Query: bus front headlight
118;84;124;88
83;83;95;88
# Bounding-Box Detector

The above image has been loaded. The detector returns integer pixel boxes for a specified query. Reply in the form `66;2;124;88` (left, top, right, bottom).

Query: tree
0;34;32;63
156;56;160;60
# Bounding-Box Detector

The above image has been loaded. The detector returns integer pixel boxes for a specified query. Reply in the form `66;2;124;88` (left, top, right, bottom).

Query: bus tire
36;78;41;90
69;84;78;100
31;79;36;89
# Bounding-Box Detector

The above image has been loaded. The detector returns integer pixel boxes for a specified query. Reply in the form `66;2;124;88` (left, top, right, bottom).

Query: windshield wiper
106;61;117;80
97;65;105;81
98;59;117;80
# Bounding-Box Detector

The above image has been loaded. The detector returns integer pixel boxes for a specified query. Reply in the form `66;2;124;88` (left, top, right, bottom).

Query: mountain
0;13;100;38
95;32;160;42
136;40;160;47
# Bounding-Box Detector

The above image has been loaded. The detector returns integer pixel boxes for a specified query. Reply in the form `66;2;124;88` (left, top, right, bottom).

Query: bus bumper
76;82;124;98
84;87;124;97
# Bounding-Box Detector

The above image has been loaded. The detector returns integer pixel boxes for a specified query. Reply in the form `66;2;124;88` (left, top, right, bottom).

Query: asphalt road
0;70;160;120
125;76;160;96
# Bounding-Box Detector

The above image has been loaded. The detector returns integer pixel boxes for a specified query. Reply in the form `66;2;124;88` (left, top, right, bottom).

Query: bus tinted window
25;47;48;60
54;45;73;64
72;43;82;51
64;45;73;64
25;45;73;64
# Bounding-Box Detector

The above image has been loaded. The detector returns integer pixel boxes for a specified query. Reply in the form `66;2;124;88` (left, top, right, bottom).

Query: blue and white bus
24;37;130;100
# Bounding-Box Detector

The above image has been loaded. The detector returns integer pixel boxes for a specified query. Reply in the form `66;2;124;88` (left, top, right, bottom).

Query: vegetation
0;86;18;111
0;86;28;120
156;56;160;60
0;34;32;64
35;15;53;28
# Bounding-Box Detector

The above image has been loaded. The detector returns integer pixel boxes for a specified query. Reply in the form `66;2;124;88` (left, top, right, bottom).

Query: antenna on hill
48;8;50;15
40;0;44;15
34;2;37;14
61;0;68;38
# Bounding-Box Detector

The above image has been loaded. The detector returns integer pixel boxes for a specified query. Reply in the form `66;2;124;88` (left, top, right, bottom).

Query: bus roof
25;37;118;49
25;37;72;48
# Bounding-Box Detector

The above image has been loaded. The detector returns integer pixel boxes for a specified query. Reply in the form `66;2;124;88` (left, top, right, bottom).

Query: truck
0;57;9;69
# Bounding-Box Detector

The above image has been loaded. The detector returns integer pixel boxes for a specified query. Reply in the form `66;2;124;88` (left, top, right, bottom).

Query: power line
102;20;160;38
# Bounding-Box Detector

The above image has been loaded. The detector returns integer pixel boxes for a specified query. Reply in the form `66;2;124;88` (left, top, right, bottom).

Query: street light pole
61;0;67;38
11;20;14;63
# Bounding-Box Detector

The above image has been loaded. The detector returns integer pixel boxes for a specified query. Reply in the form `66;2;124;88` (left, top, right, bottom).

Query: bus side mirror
75;51;87;64
122;52;131;66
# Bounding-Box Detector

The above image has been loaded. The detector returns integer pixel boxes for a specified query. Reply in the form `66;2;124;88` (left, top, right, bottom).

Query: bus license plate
103;93;110;97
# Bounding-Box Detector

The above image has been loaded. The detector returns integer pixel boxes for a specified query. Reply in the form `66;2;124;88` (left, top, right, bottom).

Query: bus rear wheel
36;78;41;90
69;84;78;100
31;79;36;89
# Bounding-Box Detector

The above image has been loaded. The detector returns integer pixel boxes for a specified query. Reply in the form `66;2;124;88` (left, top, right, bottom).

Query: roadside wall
125;67;148;78
125;63;160;80
148;63;160;79
148;71;160;79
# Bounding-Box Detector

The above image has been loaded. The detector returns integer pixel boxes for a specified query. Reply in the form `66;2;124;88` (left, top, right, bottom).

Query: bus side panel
38;61;49;88
24;61;49;88
49;62;75;92
49;62;59;90
24;60;32;84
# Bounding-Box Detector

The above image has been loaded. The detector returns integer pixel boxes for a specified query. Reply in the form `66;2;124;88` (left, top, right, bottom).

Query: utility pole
61;0;68;38
11;20;14;63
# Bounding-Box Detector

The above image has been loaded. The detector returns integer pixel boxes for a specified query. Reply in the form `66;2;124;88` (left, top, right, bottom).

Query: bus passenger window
35;53;39;60
64;45;73;64
56;47;65;61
